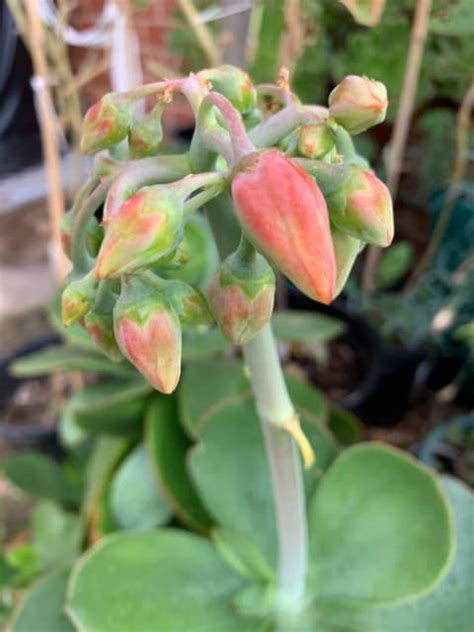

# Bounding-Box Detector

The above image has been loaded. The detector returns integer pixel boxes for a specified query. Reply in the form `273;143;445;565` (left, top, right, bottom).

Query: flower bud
301;161;393;247
164;280;213;327
231;149;336;304
207;242;275;345
197;65;257;114
96;185;185;279
333;167;393;247
128;101;165;159
331;225;364;298
328;75;387;134
81;92;135;154
61;271;97;327
83;309;123;362
114;276;182;394
298;123;335;160
339;0;386;27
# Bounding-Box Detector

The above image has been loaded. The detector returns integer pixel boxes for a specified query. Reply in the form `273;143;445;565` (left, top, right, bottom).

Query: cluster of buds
62;65;393;394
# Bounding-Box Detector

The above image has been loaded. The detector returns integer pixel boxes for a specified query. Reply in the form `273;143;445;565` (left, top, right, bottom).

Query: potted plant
3;65;471;631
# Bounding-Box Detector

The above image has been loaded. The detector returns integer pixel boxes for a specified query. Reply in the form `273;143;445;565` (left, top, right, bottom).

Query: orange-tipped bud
80;92;135;154
113;276;182;394
329;75;387;134
231;149;336;304
301;161;393;248
298;123;335;160
96;185;185;280
207;241;275;345
61;271;97;327
337;168;393;247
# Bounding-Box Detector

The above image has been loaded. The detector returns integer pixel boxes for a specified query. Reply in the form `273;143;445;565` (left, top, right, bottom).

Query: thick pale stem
243;324;307;606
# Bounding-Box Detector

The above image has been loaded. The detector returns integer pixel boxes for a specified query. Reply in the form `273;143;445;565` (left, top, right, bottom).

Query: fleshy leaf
109;444;172;530
11;569;74;632
67;530;260;632
308;443;454;609
145;395;212;532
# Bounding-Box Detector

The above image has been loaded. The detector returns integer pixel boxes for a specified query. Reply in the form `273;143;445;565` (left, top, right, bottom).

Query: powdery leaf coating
232;149;336;304
115;309;181;394
329;75;388;134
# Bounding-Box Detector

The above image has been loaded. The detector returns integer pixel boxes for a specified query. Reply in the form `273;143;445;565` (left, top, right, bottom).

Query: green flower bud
61;270;97;327
297;123;336;160
128;101;165;158
331;225;364;298
197;65;257;114
208;240;275;345
328;75;388;135
81;92;136;154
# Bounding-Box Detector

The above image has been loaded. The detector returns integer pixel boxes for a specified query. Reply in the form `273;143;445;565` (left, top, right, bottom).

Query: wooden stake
362;0;432;294
24;0;69;283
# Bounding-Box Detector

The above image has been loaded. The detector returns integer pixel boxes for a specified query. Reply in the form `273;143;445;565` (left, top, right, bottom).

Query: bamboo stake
406;81;474;288
24;0;69;283
361;0;432;295
176;0;221;66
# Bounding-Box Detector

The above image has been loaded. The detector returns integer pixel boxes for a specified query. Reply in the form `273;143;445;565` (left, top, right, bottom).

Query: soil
298;339;361;401
0;374;69;427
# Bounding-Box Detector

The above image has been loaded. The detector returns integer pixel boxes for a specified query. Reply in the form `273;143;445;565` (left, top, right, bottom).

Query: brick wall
69;0;194;131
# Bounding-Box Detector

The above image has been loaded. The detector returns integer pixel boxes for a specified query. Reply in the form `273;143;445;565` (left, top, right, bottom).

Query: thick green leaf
67;379;151;436
10;346;134;378
327;476;474;631
12;569;73;632
67;530;259;632
109;444;172;530
309;443;454;609
178;358;249;438
189;397;277;570
83;437;129;537
212;529;274;582
327;405;363;445
145;395;212;532
32;501;82;571
189;392;338;572
272;310;345;344
2;453;82;509
182;327;230;360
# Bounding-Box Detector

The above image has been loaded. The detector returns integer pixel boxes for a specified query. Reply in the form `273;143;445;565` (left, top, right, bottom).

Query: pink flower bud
83;310;123;362
231;149;336;304
329;75;387;134
197;65;257;114
81;92;135;155
298;123;335;160
114;276;181;394
339;0;386;27
336;167;393;247
96;186;184;280
331;225;364;298
61;271;97;327
207;243;275;345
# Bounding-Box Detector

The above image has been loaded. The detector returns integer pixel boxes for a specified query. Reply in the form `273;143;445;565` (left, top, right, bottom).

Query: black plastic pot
0;336;65;458
288;290;426;427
